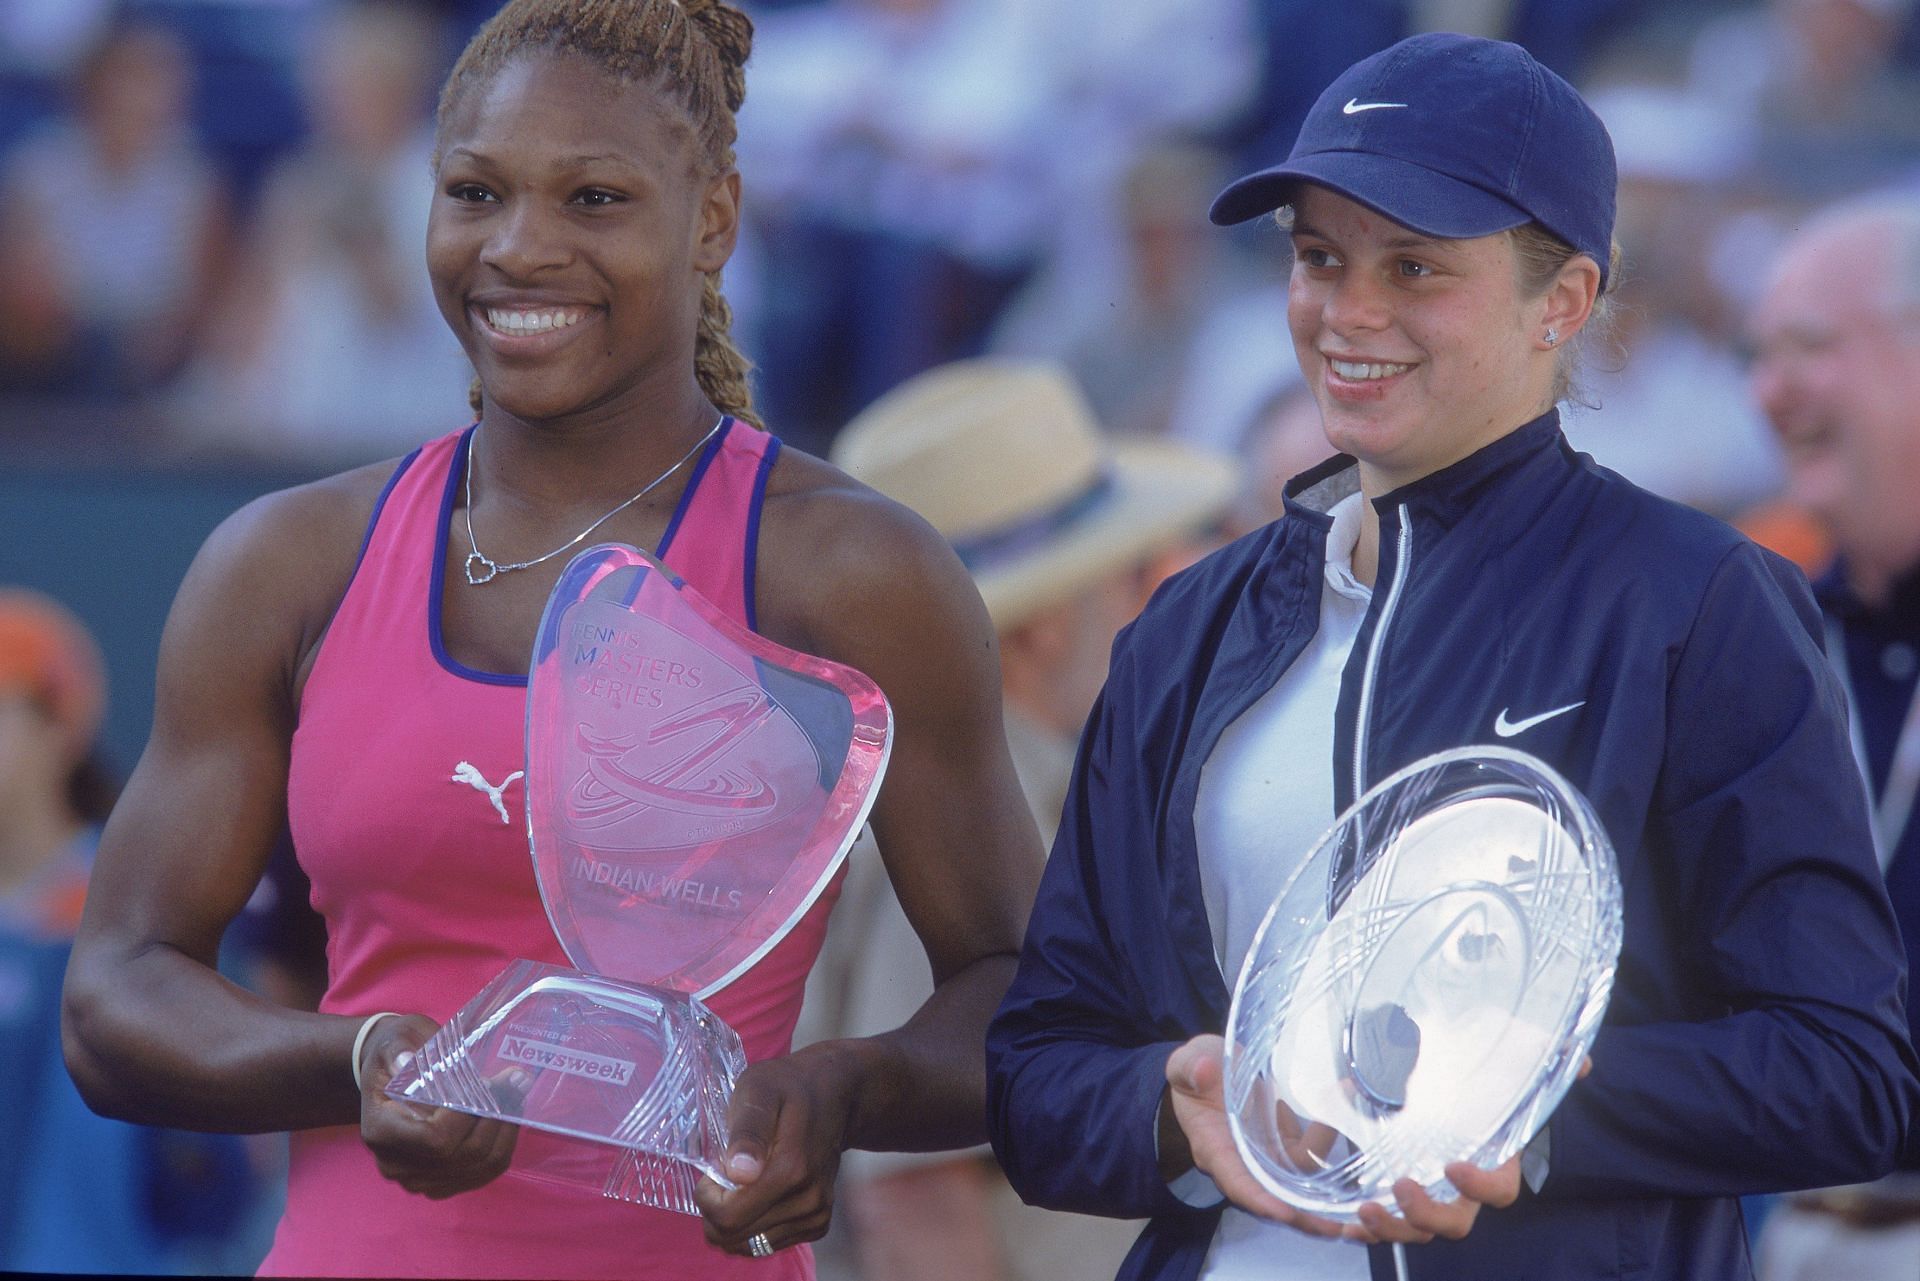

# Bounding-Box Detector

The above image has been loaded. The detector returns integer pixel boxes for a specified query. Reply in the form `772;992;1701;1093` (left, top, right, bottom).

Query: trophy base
386;959;746;1215
509;1129;718;1217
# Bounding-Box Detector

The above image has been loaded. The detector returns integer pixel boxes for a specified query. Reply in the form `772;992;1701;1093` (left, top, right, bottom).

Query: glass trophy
389;544;892;1214
1222;746;1621;1222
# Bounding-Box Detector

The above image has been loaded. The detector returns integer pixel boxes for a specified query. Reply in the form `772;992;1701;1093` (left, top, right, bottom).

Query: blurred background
2;0;1917;1273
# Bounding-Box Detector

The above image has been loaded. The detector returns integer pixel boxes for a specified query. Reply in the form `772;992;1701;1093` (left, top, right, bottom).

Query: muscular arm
695;462;1044;1252
762;476;1042;1152
62;474;378;1133
986;646;1202;1221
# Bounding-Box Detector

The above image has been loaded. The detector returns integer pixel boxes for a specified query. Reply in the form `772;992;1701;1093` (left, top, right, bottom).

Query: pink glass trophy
388;544;891;1214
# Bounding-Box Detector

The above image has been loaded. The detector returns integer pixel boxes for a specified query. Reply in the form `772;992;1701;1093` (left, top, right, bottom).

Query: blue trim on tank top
352;444;424;582
429;421;736;685
744;434;779;633
654;417;733;561
304;444;429;705
430;426;524;685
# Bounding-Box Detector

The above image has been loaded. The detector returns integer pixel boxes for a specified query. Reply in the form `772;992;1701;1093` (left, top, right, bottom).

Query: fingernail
727;1151;763;1179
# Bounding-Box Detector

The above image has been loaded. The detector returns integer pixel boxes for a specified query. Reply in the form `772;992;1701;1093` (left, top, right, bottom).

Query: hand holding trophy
1217;748;1621;1267
388;544;891;1215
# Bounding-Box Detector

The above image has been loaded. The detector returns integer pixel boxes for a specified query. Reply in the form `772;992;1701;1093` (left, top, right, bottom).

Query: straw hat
833;360;1236;629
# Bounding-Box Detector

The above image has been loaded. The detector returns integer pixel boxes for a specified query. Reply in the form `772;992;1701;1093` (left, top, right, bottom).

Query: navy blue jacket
1815;556;1920;1171
986;414;1919;1281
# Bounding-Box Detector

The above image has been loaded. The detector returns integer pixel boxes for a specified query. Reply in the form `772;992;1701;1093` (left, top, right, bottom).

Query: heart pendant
465;552;500;585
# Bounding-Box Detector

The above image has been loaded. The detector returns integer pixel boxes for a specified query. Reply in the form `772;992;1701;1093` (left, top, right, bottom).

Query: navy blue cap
1210;33;1617;288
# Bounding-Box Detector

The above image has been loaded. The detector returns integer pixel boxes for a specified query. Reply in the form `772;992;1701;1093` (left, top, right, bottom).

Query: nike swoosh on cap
1343;99;1408;114
1493;701;1587;738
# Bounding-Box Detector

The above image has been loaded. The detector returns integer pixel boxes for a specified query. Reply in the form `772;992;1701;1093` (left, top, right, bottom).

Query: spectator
0;0;113;81
994;143;1243;441
1687;0;1920;203
0;191;104;400
1226;379;1332;535
1221;0;1648;185
0;20;232;399
1559;82;1784;517
169;0;471;464
738;0;1058;453
0;589;253;1274
737;0;1257;455
1746;196;1920;1281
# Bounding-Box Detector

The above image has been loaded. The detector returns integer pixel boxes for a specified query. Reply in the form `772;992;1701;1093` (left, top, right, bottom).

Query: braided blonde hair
443;0;762;427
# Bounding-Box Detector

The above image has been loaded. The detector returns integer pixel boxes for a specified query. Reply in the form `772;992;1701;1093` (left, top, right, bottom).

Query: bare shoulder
753;443;991;669
172;456;412;697
747;445;1037;989
79;452;420;987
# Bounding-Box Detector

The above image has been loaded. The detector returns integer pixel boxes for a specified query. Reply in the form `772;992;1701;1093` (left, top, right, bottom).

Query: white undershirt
1192;491;1372;1281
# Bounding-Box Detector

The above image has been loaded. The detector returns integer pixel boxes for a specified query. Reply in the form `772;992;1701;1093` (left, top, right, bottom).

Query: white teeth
484;307;584;334
1329;358;1413;380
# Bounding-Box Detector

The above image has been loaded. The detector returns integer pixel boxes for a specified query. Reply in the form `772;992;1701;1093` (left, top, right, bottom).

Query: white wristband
350;1012;404;1093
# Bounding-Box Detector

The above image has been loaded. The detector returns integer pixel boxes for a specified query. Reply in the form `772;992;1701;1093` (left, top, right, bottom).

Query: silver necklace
462;415;726;585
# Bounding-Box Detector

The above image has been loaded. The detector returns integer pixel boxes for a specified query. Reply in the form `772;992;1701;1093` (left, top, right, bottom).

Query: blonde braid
696;270;762;428
441;0;762;428
677;0;762;428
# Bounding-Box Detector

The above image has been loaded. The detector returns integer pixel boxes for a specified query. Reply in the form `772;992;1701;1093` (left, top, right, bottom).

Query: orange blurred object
0;588;107;758
1735;500;1835;577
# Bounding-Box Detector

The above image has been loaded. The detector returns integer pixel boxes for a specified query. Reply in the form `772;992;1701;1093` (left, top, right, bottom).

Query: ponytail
697;270;760;428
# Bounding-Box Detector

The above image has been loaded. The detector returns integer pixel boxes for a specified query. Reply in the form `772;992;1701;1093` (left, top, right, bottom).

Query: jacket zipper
1353;504;1413;800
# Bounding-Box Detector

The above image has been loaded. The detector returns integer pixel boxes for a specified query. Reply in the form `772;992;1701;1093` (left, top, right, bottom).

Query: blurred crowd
6;0;1920;1276
0;0;1914;494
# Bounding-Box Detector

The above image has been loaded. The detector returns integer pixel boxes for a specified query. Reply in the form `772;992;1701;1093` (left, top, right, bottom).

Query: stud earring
1543;328;1560;347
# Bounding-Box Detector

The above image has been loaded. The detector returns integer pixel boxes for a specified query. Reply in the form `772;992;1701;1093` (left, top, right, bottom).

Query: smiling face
1749;215;1920;572
1285;186;1590;495
428;51;739;426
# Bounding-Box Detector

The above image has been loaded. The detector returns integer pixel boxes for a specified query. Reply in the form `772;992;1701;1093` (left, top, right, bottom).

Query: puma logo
452;761;524;825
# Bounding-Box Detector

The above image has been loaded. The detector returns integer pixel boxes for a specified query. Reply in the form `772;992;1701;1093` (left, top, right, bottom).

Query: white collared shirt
1190;491;1371;1281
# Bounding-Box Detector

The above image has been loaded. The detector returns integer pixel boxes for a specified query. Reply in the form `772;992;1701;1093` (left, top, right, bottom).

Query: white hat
1584;84;1752;187
833;359;1237;629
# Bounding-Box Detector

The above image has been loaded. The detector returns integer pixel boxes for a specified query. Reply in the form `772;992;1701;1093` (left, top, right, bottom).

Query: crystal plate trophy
388;544;892;1213
1222;746;1621;1223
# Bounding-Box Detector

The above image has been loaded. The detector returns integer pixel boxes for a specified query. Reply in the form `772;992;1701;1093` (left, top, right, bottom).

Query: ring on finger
748;1232;775;1259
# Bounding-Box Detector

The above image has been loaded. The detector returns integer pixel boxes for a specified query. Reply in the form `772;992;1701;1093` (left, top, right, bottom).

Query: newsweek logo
498;1036;636;1086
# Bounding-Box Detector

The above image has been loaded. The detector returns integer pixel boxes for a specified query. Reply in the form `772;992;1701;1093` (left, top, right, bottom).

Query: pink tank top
264;422;833;1280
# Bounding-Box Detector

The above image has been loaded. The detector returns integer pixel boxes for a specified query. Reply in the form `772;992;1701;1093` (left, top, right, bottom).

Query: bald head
1768;199;1920;316
1749;196;1920;599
